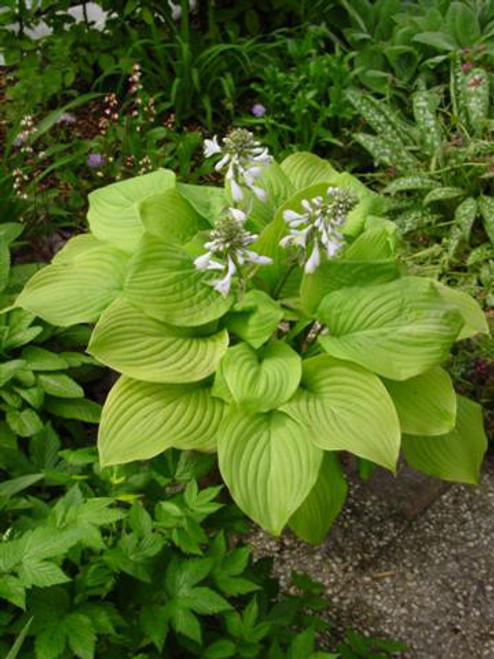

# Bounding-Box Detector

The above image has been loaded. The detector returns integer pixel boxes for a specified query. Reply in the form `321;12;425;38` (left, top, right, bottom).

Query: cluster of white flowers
194;207;272;297
203;129;272;202
280;187;359;273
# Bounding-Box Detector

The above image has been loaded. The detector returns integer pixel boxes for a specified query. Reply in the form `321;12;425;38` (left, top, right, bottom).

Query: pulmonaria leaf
289;452;348;545
221;341;301;413
281;355;400;471
88;297;228;383
98;377;225;466
225;290;283;349
403;396;487;485
16;242;129;326
217;409;322;535
87;168;176;252
125;235;232;327
464;68;489;134
317;277;464;380
383;367;456;436
478;196;494;247
412;86;443;157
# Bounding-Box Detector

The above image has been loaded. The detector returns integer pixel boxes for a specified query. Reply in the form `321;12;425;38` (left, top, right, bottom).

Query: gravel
248;454;494;658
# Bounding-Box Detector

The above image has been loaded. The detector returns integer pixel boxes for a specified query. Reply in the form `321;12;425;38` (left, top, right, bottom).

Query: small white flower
204;135;221;158
203;128;272;203
168;0;181;20
305;242;320;274
279;187;358;273
194;206;272;296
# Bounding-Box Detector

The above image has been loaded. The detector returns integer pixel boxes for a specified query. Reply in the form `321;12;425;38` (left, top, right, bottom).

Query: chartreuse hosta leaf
176;182;226;226
281;355;400;471
280;152;337;189
99;377;225;466
300;225;400;313
88;297;228;383
217;409;322;535
403;396;487;485
138;188;203;243
383;367;456;436
225;290;283;349
221;341;301;413
289;452;348;545
317;277;464;381
16;242;129;326
87;168;176;252
435;282;489;340
125;234;232;327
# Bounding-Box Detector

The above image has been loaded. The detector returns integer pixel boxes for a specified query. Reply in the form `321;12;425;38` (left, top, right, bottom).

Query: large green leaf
289;452;347;545
87;169;176;252
225;290;283;349
317;277;463;380
51;234;102;264
221;341;301;412
125;235;232;327
138;188;202;243
434;282;489;340
281;355;400;471
280;153;336;189
217;409;322;535
403;396;486;485
383;367;456;436
300;226;400;313
176;183;226;226
16;244;129;326
88;297;228;383
99;377;225;466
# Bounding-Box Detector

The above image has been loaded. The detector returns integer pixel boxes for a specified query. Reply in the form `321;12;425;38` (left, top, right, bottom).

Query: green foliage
347;55;494;305
16;147;488;541
0;441;405;658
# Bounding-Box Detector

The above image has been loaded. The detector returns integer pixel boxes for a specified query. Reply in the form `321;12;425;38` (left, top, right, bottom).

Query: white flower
194;206;272;297
203;128;272;203
279;187;358;273
168;0;181;20
204;135;221;158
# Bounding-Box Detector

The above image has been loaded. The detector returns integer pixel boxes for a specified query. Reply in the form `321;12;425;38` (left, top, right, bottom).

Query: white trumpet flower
203;128;272;202
194;207;272;297
280;187;359;273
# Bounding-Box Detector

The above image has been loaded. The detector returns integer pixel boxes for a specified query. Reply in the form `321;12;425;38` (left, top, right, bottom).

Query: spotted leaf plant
16;130;489;543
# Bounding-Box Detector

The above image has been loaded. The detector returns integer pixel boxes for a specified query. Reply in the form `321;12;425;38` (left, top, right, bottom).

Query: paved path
249;454;494;658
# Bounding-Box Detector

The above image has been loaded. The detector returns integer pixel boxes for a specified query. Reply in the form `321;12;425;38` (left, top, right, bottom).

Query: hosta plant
16;131;489;542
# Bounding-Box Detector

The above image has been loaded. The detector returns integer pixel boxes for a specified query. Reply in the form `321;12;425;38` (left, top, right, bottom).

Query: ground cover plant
15;130;489;544
347;51;494;305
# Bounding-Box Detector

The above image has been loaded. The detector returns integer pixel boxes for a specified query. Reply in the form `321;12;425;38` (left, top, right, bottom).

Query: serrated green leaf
17;243;129;326
88;297;228;383
403;396;486;484
6;408;43;437
221;341;301;413
218;409;322;535
19;559;70;588
34;624;67;659
98;377;225;466
317;277;463;380
88;169;176;252
289;452;347;545
64;613;96;659
383;367;456;436
281;355;400;470
125;235;232;326
37;373;84;398
44;397;102;423
0;575;25;610
20;346;69;371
